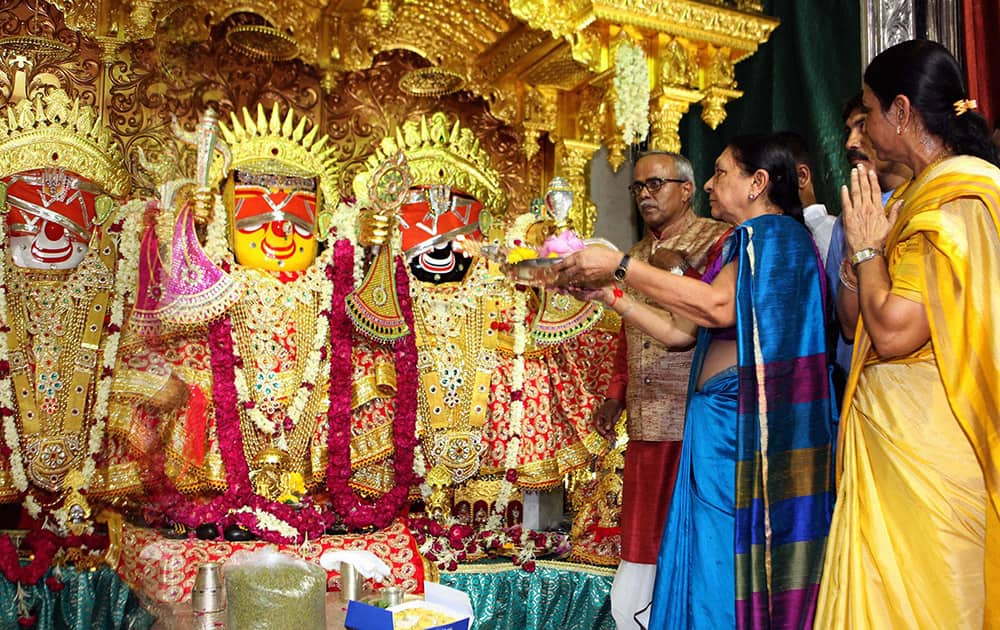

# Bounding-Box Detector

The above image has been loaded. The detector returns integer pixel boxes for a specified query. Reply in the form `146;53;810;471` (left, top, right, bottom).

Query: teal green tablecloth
0;566;154;629
439;560;615;630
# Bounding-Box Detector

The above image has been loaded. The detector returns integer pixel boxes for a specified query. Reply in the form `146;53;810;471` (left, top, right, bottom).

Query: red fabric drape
963;0;1000;127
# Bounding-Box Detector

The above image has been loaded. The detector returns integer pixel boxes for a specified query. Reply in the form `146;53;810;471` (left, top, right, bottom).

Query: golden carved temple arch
0;0;777;233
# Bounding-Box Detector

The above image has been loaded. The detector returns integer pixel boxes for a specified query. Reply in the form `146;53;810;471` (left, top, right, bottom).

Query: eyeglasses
628;177;686;197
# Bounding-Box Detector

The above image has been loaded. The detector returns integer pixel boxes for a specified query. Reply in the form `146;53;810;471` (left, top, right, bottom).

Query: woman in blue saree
557;134;836;629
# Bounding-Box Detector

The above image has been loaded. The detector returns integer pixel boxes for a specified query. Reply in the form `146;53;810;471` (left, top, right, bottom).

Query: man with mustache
595;151;729;629
825;93;911;395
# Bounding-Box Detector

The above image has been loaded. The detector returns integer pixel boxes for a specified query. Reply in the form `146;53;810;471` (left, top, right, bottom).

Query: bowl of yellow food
389;600;466;629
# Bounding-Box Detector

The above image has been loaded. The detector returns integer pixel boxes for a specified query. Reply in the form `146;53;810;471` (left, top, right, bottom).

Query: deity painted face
4;168;101;270
227;169;319;272
399;186;483;284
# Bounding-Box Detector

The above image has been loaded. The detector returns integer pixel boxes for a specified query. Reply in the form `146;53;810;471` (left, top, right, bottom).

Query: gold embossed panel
0;0;776;224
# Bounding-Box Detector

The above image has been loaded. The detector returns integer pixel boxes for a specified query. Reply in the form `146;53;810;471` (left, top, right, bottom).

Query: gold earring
896;125;902;135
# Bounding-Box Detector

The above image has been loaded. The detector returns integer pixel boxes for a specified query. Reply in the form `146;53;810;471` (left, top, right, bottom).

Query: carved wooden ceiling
0;0;777;235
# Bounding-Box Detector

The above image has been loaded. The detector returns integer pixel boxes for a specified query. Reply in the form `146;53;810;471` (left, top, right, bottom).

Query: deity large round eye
292;223;313;238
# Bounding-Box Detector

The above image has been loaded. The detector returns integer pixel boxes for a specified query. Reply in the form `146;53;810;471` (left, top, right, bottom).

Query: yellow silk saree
817;155;1000;629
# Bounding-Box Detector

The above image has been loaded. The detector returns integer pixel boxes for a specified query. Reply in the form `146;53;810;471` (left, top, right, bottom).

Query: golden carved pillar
555;138;600;238
649;87;703;152
523;87;558;161
699;46;744;130
700;86;744;130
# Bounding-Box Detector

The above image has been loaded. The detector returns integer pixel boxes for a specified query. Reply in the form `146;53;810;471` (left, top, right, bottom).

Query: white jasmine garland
0;215;28;495
231;239;336;436
85;204;142;489
413;447;432;499
22;494;40;518
330;199;361;257
613;40;651;146
232;506;300;539
204;195;234;266
488;290;528;530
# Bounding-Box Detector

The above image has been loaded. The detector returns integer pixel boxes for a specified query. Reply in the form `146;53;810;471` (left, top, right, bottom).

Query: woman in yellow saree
817;40;1000;629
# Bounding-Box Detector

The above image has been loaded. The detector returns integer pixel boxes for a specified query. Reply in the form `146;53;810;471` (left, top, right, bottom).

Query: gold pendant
428;431;486;484
23;435;81;492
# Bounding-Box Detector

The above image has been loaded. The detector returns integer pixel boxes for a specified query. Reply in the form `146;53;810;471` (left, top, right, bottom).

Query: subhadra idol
351;113;617;531
0;88;166;533
144;104;414;542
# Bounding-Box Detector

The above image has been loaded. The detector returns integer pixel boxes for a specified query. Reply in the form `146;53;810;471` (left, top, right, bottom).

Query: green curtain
439;562;615;630
681;0;861;217
0;567;154;630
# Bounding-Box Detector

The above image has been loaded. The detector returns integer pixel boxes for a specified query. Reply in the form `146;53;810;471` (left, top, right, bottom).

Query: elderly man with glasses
597;150;730;629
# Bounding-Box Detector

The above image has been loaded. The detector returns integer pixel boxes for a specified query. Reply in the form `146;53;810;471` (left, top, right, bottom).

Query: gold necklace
229;267;327;479
410;261;504;484
4;246;114;491
918;150;953;179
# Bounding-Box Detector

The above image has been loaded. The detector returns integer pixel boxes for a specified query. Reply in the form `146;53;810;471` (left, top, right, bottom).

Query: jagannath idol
350;113;617;530
0;88;183;533
133;104;415;542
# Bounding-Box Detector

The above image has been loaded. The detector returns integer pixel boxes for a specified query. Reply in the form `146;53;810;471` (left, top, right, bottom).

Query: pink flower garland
0;529;108;585
406;515;571;573
144;262;336;543
326;240;419;529
145;239;418;539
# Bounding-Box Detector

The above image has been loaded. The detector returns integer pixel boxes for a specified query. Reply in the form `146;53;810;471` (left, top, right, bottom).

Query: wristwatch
850;247;884;269
613;254;631;282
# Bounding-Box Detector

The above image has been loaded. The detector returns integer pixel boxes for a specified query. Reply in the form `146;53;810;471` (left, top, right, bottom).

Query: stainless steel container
339;561;362;601
192;562;226;614
383;586;404;607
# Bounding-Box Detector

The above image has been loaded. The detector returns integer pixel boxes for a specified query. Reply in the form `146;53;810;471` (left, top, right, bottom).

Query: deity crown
0;88;130;199
215;103;341;236
354;112;507;218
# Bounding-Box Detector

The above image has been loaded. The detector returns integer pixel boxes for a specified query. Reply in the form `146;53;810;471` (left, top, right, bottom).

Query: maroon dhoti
620;439;683;563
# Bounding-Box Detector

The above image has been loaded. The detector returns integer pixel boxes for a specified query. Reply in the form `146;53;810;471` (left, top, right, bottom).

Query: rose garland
407;515;570;573
0;529;108;585
146;238;419;540
143;236;340;543
326;239;419;530
0;529;109;628
167;300;333;543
